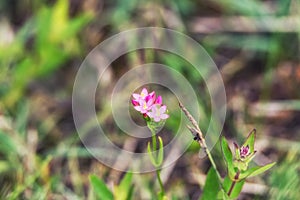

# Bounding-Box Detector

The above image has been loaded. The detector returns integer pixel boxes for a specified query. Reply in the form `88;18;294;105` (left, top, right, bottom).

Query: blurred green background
0;0;299;199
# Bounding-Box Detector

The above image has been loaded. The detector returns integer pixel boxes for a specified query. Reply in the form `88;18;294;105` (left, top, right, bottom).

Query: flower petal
149;91;155;99
159;105;167;113
140;109;147;114
155;96;162;104
139;99;145;105
154;117;161;122
147;111;154;118
134;106;141;111
131;99;139;106
160;114;169;119
146;100;154;108
141;88;148;97
132;93;140;99
145;94;153;102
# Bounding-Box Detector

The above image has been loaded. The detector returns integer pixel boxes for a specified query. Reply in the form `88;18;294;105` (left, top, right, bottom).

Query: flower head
131;88;169;122
239;145;250;158
155;96;162;104
147;104;169;122
222;129;275;182
133;96;154;114
132;88;155;101
230;130;258;172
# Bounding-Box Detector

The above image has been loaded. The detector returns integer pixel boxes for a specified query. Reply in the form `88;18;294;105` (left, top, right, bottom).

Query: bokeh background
0;0;299;199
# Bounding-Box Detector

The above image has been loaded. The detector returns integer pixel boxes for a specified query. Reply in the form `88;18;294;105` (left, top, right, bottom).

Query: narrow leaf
242;129;256;152
201;167;220;200
217;190;230;200
233;142;240;160
62;13;92;40
221;137;233;163
238;168;256;180
0;161;10;173
16;101;29;137
147;142;159;167
247;162;276;178
89;175;113;200
50;0;68;41
115;172;133;200
221;137;235;178
0;130;17;155
157;136;164;166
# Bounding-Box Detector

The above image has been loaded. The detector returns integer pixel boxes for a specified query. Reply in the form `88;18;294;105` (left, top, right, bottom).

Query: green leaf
147;142;155;165
157;136;164;166
147;142;160;167
221;137;235;179
215;0;267;15
221;137;233;164
60;13;92;40
89;175;113;200
223;176;245;199
217;189;231;200
115;172;134;200
201;167;220;200
0;130;17;155
233;160;248;172
243;151;256;163
269;154;298;200
233;162;276;180
242;129;256;152
247;162;276;178
50;0;69;42
238;169;256;180
0;161;10;173
15;101;29;137
233;142;240;160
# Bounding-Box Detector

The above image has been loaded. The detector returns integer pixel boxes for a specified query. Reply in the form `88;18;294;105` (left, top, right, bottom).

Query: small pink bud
132;99;139;106
149;91;155;99
155;96;162;104
240;145;250;158
145;94;154;103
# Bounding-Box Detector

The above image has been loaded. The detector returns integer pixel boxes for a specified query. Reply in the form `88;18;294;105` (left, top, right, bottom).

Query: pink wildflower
155;96;162;104
240;145;250;158
132;88;155;101
147;104;169;122
132;88;169;122
133;95;154;114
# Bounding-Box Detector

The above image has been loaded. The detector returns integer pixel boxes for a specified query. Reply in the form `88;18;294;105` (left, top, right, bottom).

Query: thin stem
227;171;240;197
205;146;222;183
151;130;157;151
227;181;236;197
179;102;224;189
195;141;226;193
156;169;165;195
148;123;165;196
188;127;223;187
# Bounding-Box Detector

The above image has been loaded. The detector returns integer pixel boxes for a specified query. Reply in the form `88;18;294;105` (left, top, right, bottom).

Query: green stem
227;171;240;197
151;130;157;151
178;102;226;193
203;144;223;189
156;169;165;196
148;123;165;197
227;180;236;197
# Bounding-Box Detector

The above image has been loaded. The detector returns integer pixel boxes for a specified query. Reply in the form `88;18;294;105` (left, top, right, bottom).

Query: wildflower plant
131;88;169;199
221;129;276;199
130;88;275;199
179;102;276;200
